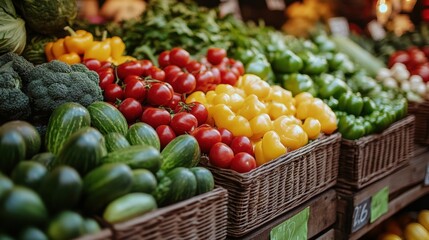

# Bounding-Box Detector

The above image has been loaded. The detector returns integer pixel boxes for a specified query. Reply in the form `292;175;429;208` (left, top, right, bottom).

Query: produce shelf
335;145;429;240
227;189;337;240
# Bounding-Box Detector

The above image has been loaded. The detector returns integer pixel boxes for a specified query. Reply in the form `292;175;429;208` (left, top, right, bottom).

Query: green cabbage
0;0;26;55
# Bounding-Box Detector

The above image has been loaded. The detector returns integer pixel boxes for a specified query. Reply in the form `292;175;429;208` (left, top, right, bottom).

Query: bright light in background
376;0;392;24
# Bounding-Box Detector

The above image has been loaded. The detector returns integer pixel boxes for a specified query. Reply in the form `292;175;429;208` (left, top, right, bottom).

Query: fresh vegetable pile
0;99;214;238
375;210;429;240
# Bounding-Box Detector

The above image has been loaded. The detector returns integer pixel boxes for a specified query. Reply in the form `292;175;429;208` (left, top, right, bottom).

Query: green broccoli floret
0;52;34;86
0;63;31;122
26;60;103;116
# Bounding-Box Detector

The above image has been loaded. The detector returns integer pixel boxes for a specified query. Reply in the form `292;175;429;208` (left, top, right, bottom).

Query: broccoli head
0;52;35;86
26;60;103;116
0;62;31;123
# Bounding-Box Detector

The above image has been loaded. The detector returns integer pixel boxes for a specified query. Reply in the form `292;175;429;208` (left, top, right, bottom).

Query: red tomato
411;63;429;82
230;59;245;76
98;69;115;89
195;70;214;88
218;128;233;145
164;66;183;85
118;98;143;123
166;93;183;111
175;102;208;126
209;142;234;168
83;58;101;71
96;61;113;73
103;83;124;102
220;69;239;85
172;73;196;94
169;48;190;67
146;66;166;81
124;79;147;102
140;107;171;128
158;51;170;68
207;48;227;65
185;60;203;74
230;152;256;173
210;67;221;84
146;82;174;106
138;60;154;76
156;125;176;149
123;75;143;85
230;136;254;155
191;126;222;153
117;61;145;80
170;112;198;135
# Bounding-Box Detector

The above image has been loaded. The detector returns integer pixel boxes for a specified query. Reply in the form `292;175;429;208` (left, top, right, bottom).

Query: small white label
368;20;386;41
266;0;286;10
328;17;350;37
424;164;429;186
219;0;242;19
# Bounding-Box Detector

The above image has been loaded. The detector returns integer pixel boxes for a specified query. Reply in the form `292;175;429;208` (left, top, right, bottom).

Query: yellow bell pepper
270;85;294;105
57;52;81;65
229;93;245;112
206;90;217;104
230;115;253;137
302;117;321;140
83;31;111;62
109;36;126;59
254;131;287;166
296;98;337;134
294;92;314;107
111;56;137;65
186;91;207;105
241;74;271;99
44;42;55;62
215;84;236;95
273;116;308;150
51;39;68;59
213;93;231;106
63;26;94;55
211;104;235;129
267;102;290;120
238;94;268;120
249;113;272;140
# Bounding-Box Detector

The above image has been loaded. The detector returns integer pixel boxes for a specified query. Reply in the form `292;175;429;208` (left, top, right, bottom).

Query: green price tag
270;207;309;240
370;186;389;223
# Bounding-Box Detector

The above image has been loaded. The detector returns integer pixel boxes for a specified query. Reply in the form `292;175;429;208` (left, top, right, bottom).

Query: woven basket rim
341;115;415;146
112;187;227;229
201;132;341;181
75;228;112;240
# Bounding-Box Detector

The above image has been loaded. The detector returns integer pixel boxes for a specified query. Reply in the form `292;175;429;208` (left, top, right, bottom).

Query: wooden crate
314;229;335;240
227;189;337;240
335;146;429;240
408;101;429;144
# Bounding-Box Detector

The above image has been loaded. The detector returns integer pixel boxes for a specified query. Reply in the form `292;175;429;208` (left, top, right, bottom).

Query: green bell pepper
338;92;364;116
313;35;336;53
281;73;317;96
299;52;329;75
234;48;255;65
245;54;272;80
362;97;377;115
271;50;303;73
325;97;339;110
338;115;366;140
318;77;350;99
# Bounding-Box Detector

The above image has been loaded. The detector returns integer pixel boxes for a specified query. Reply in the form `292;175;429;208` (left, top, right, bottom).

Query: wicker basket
109;187;228;240
337;115;415;190
76;229;113;240
201;133;341;237
408;101;429;144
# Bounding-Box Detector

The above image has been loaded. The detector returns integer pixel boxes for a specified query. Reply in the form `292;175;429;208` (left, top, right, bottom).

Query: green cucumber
103;193;157;223
18;227;48;240
0;186;48;228
151;175;172;206
105;132;130;153
161;135;200;172
87;101;128;136
190;167;214;195
82;163;133;213
38;166;82;213
31;152;56;170
164;167;197;205
11;161;47;190
102;145;162;173
45;102;91;155
55;127;107;175
127;122;160;151
0;129;26;174
0;173;13;198
47;211;84;240
131;169;157;193
81;218;101;235
1;121;41;159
